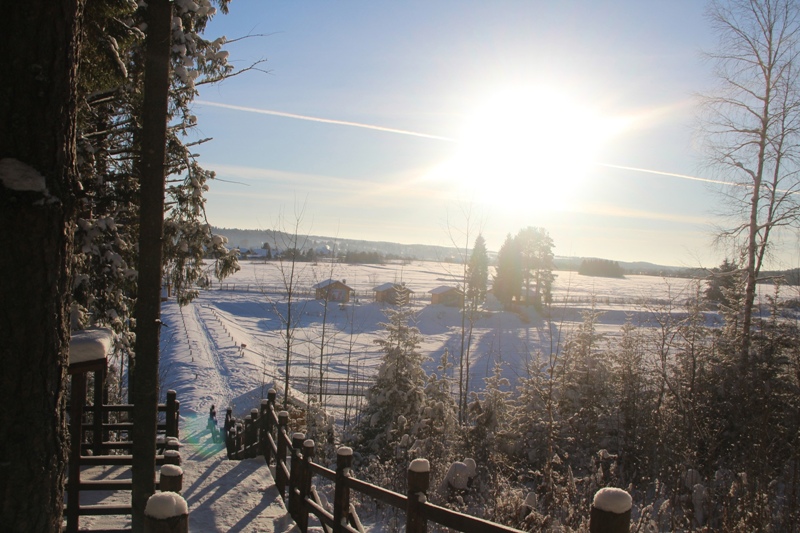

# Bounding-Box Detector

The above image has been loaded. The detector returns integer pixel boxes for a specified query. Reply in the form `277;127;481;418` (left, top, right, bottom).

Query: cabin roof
429;285;461;295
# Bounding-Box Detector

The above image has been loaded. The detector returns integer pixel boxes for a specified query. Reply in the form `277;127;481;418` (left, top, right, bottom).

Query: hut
373;282;413;305
313;279;353;303
429;285;464;307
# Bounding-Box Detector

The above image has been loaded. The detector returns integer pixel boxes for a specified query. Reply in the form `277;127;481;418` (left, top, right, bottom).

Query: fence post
298;439;315;533
174;399;180;439
163;450;181;466
288;433;305;520
92;365;105;456
144;492;189;533
276;410;290;498
259;399;269;458
333;446;353;533
159;464;183;494
226;425;236;460
243;414;253;458
249;408;259;458
407;458;430;533
165;390;177;438
590;488;632;533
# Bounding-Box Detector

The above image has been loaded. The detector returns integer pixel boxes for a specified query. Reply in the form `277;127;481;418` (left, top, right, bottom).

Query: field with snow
157;259;797;425
83;260;797;531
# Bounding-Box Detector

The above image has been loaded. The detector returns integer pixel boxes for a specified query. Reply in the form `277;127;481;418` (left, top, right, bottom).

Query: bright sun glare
435;86;627;211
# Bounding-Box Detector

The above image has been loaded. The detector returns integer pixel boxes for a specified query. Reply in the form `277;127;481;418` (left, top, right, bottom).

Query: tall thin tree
700;0;800;361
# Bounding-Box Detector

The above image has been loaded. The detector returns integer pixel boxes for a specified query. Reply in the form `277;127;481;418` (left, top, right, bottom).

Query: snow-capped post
590;487;632;533
163;450;181;467
166;390;178;438
333;446;354;533
159;464;183;494
259;398;270;458
288;432;305;517
276;410;290;497
298;439;315;532
407;458;430;533
144;491;188;533
165;437;180;452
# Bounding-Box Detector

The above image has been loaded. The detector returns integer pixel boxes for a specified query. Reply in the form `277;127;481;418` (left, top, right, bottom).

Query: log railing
64;389;181;532
226;389;631;533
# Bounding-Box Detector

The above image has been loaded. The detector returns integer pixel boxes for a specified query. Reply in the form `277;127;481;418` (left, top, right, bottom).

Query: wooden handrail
225;389;631;533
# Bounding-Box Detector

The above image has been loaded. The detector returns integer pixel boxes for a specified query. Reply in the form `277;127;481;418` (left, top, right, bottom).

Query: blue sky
192;1;797;268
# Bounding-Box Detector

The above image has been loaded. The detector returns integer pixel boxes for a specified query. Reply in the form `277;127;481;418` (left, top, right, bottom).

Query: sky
192;0;800;268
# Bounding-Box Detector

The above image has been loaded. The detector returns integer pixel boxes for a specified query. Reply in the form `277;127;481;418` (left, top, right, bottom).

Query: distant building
313;279;353;303
373;282;413;305
429;285;464;307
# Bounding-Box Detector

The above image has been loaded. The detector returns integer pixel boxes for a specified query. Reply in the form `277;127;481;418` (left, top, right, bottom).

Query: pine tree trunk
131;0;172;530
0;1;84;530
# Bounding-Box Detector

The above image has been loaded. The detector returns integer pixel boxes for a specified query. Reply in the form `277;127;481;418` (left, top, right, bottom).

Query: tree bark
131;0;172;530
0;1;84;530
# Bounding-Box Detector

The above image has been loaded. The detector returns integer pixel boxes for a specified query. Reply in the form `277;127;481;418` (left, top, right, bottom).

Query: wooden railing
64;389;181;532
225;389;632;533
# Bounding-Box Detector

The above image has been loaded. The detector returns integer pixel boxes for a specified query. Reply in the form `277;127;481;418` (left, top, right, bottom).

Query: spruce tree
354;306;428;458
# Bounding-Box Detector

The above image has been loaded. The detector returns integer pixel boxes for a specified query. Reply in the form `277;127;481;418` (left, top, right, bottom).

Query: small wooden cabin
373;282;413;305
313;279;353;303
429;285;464;307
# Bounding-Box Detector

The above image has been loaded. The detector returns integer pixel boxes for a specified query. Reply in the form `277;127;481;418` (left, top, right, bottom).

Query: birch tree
700;0;800;361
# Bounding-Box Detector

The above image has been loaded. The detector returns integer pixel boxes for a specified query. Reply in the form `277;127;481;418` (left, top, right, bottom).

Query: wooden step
73;504;132;516
78;480;160;491
78;454;168;466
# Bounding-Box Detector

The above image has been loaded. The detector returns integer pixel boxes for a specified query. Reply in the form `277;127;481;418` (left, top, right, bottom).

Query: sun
436;86;626;211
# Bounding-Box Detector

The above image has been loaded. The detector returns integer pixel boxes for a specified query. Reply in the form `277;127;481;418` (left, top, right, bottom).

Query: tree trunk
131;0;172;530
0;1;84;530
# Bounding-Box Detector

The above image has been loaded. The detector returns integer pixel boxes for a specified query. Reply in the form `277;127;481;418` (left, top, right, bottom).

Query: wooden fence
225;389;632;533
64;389;181;532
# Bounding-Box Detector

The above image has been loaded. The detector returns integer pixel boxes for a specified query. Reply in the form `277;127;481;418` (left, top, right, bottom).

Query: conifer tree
354;305;428;458
493;234;522;306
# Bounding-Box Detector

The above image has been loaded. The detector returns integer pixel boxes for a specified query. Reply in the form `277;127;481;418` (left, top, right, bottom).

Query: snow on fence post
163;450;181;466
288;433;305;518
276;410;290;498
407;458;430;533
590;488;632;533
259;398;270;458
159;464;183;494
165;390;177;438
144;491;188;533
298;439;315;532
333;446;354;533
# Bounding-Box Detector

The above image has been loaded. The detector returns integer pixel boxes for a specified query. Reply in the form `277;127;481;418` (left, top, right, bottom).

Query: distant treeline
578;258;625;278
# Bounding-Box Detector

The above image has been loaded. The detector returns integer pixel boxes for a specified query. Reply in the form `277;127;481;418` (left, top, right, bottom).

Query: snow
145;492;188;519
593;487;632;514
440;461;471;490
337;446;353;457
0;158;47;192
69;327;114;364
82;260;799;531
160;464;183;477
409;458;430;473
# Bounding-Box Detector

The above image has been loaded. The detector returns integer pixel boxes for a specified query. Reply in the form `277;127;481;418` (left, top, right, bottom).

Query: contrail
595;162;731;186
195;100;457;142
198;100;763;190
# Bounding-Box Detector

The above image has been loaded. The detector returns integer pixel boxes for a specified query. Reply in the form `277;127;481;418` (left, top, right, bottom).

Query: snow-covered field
158;259;770;421
85;260;796;531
